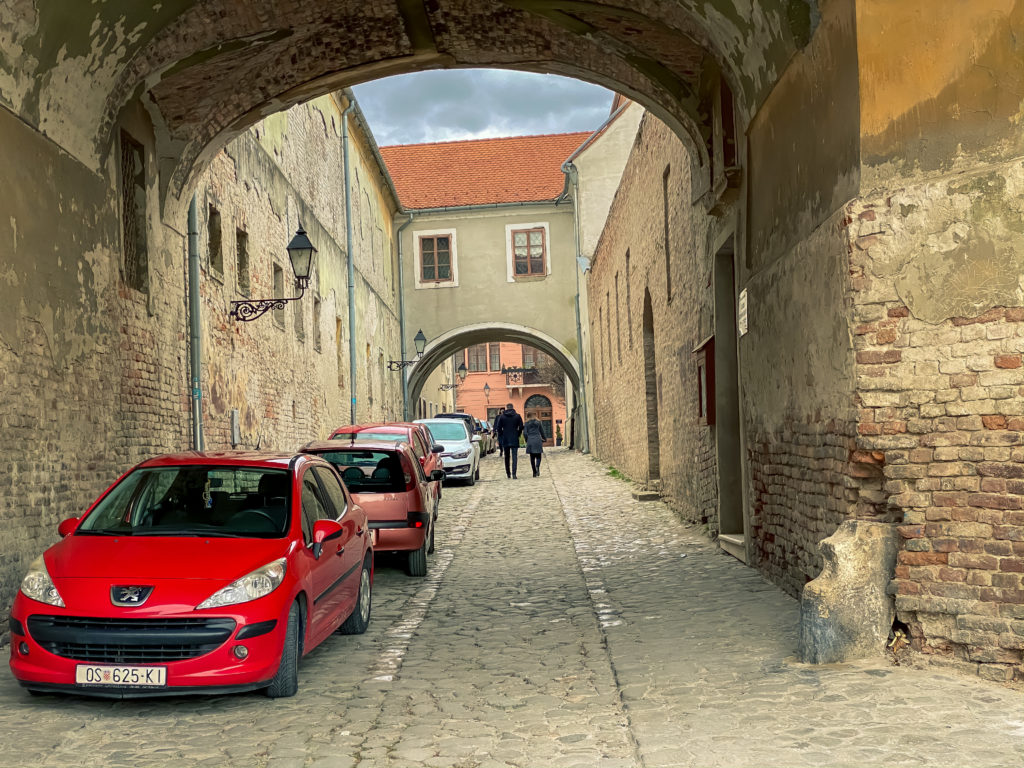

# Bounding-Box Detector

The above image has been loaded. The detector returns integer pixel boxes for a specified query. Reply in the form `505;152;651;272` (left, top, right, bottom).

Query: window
467;344;487;372
300;473;331;544
615;272;622;362
489;343;501;371
511;227;546;276
208;205;222;275
273;263;285;328
420;235;452;282
311;467;347;519
119;130;148;293
236;229;250;296
313;296;322;352
663;166;672;303
521;346;548;369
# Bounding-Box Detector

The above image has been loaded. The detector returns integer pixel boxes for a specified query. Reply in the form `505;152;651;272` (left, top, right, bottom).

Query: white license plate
75;664;167;688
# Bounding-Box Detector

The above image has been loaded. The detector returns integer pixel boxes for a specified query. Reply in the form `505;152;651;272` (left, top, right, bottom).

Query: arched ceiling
0;0;818;199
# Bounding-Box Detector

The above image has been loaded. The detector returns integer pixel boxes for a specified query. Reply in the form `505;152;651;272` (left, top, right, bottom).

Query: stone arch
406;323;579;419
15;1;819;205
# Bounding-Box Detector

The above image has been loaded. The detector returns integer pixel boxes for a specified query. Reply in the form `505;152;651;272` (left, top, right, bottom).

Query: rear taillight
399;454;417;492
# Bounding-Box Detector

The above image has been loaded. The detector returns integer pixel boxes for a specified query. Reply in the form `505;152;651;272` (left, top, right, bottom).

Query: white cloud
353;70;615;146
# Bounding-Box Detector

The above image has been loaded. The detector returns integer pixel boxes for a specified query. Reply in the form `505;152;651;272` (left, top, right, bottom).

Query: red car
8;452;372;699
301;441;443;577
329;423;444;505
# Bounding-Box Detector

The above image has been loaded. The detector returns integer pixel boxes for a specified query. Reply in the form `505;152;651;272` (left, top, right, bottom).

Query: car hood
46;535;291;580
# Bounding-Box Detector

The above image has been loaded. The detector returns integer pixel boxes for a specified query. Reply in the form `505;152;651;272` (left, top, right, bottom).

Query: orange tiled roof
379;132;592;210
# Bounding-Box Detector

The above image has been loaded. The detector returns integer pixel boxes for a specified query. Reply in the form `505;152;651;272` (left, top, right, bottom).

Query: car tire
466;470;476;486
265;602;300;698
339;554;372;635
406;539;428;577
474;464;480;480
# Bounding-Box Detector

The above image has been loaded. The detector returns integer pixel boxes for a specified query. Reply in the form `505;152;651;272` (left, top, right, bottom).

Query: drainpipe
187;194;204;451
561;160;589;453
342;99;357;423
396;212;414;419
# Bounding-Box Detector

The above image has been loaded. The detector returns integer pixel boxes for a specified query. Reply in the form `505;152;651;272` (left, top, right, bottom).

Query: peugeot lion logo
111;585;154;606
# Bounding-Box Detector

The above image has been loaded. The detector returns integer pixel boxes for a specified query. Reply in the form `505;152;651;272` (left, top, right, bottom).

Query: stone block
799;520;899;664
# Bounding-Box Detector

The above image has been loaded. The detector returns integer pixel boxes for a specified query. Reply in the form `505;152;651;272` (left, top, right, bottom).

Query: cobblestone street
1;449;1021;767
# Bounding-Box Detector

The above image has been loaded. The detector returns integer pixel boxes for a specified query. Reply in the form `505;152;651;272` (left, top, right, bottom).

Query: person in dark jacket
493;402;524;478
523;412;546;477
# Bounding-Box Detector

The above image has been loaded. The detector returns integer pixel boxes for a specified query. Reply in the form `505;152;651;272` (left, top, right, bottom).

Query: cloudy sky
352;70;616;147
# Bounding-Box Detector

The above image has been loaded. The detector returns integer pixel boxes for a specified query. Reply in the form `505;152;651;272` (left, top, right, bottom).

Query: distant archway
524;394;554;440
407;323;579;420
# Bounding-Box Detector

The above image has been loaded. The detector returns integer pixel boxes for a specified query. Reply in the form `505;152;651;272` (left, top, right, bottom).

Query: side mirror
312;519;343;559
431;445;443;454
57;517;79;537
430;470;445;482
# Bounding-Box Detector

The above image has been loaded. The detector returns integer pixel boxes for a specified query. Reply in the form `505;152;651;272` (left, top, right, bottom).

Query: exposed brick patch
995;354;1022;369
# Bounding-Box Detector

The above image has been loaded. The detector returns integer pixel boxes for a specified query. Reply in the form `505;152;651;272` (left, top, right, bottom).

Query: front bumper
9;595;290;698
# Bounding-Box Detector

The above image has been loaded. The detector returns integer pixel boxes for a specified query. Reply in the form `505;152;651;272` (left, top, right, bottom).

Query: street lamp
388;328;427;370
483;382;490;401
230;226;317;321
457;362;467;382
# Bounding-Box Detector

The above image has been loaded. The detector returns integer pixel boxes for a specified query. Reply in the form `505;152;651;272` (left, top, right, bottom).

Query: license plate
75;664;167;688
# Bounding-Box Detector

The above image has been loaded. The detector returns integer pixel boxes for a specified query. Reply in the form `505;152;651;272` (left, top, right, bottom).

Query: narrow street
0;450;1020;768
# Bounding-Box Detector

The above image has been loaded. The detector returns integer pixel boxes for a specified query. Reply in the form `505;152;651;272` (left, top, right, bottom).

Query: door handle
336;546;345;557
356;527;365;537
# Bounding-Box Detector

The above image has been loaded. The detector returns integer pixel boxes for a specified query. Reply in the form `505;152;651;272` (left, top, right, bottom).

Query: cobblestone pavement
0;449;1021;767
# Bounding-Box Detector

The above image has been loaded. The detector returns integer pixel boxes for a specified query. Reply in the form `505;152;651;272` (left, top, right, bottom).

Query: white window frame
505;221;552;283
413;228;458;289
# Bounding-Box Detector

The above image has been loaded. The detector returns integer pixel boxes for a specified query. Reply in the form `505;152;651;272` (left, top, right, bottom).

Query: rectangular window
487;407;501;422
521;345;548;369
119;130;148;293
208;205;222;275
489;343;501;371
420;235;452;282
313;296;322;352
273;264;285;328
511;227;546;276
236;229;249;296
467;344;487;372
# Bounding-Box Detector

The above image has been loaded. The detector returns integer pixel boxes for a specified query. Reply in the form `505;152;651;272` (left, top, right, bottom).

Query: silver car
415;418;481;485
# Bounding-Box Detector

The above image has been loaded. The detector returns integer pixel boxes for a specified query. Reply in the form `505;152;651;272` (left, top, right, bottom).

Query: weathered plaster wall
747;0;859;272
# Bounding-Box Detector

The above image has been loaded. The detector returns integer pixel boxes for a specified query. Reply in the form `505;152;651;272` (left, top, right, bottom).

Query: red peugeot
8;452;372;699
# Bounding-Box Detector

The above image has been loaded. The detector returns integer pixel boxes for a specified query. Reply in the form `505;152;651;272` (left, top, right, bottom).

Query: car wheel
339;554;372;635
265;602;300;698
474;463;480;480
406;539;428;577
427;519;436;555
466;470;476;486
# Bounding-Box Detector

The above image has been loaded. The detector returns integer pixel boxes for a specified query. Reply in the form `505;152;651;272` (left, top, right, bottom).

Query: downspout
396;212;414;419
561;160;589;453
187;194;204;451
342;100;357;423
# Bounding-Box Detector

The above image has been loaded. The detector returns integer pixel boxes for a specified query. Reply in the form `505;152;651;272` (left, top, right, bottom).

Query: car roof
136;451;301;469
300;440;413;454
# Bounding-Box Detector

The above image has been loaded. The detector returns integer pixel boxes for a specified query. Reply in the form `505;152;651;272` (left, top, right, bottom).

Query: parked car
329;422;444;503
8;451;372;699
301;440;442;576
416;418;480;485
433;412;482;446
478;420;496;455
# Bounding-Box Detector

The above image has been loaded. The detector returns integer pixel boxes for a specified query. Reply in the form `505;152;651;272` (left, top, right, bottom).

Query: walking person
523;411;546;477
493;402;524;478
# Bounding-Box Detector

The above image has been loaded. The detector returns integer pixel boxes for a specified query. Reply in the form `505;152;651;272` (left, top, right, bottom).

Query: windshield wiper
78;529;132;536
142;530;246;538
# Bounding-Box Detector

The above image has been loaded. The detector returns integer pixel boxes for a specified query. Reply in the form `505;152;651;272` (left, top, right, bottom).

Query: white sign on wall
738;289;748;336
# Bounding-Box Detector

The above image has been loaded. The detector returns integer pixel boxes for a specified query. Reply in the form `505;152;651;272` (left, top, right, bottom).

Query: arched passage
407;323;580;420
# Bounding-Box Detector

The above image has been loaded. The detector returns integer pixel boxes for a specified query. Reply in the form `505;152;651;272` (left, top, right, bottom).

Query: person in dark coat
523;412;546;477
493;402;524;478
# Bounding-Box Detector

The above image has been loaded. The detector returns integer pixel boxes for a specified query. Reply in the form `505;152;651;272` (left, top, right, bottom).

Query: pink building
454;342;566;445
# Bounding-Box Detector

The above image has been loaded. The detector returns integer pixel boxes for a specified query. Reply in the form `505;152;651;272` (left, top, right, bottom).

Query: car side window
312;466;348;520
411;432;427;461
300;473;331;544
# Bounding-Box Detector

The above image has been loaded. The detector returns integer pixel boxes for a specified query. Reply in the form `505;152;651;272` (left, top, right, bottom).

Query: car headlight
20;555;65;607
196;558;286;609
451;449;470;459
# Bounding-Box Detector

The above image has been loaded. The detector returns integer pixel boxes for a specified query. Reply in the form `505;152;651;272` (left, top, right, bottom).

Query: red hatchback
8;452;372;699
329;423;444;506
301;441;443;577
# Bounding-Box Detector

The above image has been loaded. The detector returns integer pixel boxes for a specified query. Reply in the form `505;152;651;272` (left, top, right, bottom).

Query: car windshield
313;450;407;493
77;466;291;538
332;432;405;443
423;422;469;441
